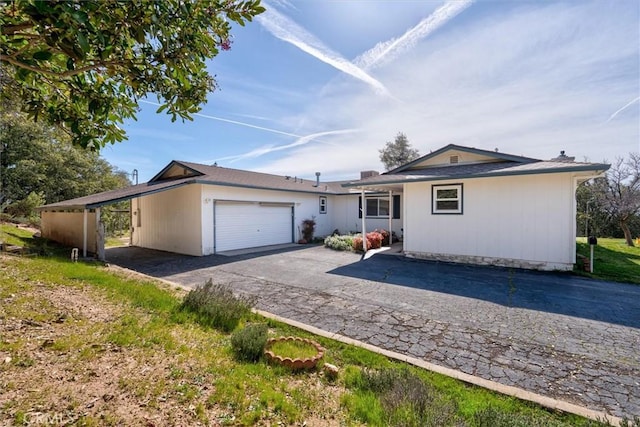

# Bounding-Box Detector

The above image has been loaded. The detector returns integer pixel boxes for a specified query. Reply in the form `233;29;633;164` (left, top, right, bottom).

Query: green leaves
32;50;52;61
0;0;265;150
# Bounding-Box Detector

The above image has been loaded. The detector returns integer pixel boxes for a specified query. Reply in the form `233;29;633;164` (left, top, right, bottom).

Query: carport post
95;207;105;261
82;209;88;258
361;189;367;251
388;190;393;243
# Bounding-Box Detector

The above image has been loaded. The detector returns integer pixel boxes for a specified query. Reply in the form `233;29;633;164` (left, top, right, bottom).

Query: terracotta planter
264;336;324;370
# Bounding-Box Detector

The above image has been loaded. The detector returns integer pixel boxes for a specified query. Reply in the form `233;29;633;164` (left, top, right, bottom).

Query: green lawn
576;237;640;284
1;223;622;426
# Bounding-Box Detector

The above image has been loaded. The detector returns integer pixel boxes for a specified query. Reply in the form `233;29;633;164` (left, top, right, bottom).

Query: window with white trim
319;196;327;214
366;197;390;217
432;184;463;214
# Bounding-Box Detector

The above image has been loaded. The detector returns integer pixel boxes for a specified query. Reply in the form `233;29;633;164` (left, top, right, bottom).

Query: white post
361;189;367;252
82;208;88;258
388;190;393;246
590;244;594;273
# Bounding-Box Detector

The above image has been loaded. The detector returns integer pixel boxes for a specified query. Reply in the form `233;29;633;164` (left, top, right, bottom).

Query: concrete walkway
106;245;640;420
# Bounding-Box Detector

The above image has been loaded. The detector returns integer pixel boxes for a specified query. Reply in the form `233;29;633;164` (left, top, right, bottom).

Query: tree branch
1;22;34;35
1;55;131;79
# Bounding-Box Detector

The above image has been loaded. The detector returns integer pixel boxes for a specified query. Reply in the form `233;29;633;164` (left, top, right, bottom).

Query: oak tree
591;153;640;246
0;0;265;149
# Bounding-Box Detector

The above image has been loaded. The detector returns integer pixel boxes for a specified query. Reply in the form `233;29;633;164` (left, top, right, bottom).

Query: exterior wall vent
449;155;459;164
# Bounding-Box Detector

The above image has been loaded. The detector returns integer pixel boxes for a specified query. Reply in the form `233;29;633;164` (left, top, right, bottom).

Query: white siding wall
403;173;577;270
332;194;403;237
41;211;96;253
201;185;336;255
131;185;202;256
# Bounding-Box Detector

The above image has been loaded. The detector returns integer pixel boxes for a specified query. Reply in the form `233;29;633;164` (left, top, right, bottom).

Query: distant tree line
1;77;130;233
577;153;640;246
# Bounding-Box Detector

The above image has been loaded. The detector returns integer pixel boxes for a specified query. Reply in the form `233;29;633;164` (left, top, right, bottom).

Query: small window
319;196;327;214
366;197;390;217
432;184;463;214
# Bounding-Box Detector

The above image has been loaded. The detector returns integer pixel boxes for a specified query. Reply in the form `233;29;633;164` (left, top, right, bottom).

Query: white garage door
215;201;293;252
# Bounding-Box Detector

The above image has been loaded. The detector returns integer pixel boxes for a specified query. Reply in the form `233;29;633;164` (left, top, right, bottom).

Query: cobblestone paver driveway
107;245;640;420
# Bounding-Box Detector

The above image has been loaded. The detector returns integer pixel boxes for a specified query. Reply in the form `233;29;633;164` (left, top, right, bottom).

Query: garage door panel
215;202;292;252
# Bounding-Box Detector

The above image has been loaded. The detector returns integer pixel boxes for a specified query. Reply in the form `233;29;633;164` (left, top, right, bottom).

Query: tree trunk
620;219;635;247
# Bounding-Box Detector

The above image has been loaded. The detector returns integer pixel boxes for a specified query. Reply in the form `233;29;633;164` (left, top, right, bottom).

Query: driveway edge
106;264;623;426
255;309;623;427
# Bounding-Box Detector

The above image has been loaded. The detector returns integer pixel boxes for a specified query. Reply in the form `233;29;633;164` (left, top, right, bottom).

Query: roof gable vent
449;155;459;164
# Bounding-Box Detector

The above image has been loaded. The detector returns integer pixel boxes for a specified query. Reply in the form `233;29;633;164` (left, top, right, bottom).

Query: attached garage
37;159;354;260
214;201;294;252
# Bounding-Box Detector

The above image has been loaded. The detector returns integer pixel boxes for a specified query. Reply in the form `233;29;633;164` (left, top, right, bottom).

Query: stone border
106;264;622;426
254;309;623;427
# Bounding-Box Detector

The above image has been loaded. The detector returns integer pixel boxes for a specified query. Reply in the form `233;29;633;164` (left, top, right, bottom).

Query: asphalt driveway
106;245;640;419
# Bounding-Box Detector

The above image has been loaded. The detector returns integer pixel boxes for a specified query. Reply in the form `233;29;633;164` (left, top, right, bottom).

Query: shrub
5;191;45;225
473;407;618;427
373;229;390;246
231;323;268;362
352;368;461;427
352;236;364;252
301;218;316;242
324;235;354;251
352;232;383;252
366;232;383;249
181;279;256;332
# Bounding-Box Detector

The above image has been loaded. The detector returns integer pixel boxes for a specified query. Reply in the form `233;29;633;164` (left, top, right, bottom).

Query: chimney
551;150;575;162
360;170;380;179
314;172;321;187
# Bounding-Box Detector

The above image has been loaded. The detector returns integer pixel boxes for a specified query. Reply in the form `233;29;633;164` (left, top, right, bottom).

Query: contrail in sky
257;2;390;96
606;96;640;123
139;100;302;138
217;129;357;163
356;0;474;70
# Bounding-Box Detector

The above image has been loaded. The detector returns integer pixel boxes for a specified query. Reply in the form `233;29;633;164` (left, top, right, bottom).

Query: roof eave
343;164;611;188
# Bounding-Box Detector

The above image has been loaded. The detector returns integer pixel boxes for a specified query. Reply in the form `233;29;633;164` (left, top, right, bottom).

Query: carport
37;178;195;260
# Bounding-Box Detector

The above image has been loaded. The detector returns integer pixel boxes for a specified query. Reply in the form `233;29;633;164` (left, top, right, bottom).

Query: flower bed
264;336;324;370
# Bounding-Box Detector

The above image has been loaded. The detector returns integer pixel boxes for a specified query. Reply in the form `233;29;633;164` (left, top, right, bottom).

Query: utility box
588;236;598;245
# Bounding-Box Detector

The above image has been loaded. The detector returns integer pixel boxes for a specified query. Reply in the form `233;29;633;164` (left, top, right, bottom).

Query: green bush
324;235;354;251
350;368;461;427
473;407;615;427
181;279;256;332
231;323;268;362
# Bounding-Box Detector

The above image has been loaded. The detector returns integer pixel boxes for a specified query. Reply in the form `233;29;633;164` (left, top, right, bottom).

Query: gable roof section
388;144;538;173
149;161;204;182
39;160;354;211
344;145;610;188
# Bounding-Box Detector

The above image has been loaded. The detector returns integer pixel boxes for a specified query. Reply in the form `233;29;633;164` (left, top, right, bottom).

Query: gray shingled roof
177;161;351;194
38;160;354;210
343;159;610;188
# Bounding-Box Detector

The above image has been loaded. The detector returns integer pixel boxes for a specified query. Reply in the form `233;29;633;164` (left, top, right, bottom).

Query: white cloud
217;129;357;163
254;1;639;178
606;96;640;123
355;0;474;70
139;100;302;138
257;2;390;95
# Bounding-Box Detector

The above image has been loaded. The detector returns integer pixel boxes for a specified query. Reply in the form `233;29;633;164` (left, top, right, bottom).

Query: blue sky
100;0;640;183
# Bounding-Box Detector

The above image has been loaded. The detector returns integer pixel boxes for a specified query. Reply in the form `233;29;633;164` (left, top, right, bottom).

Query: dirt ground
0;260;345;426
